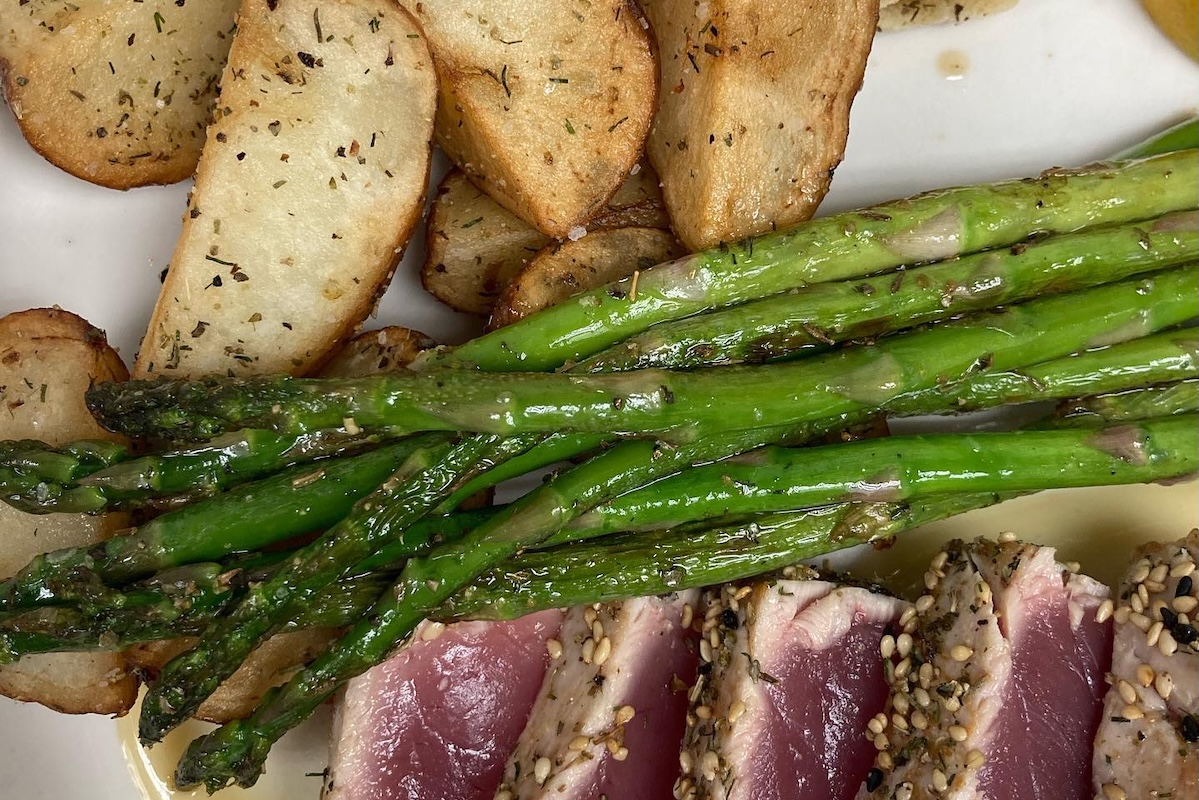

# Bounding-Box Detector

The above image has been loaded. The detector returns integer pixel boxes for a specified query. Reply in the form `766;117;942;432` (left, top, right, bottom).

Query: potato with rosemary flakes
406;0;658;238
135;0;437;378
0;308;138;715
422;165;670;316
0;0;239;188
642;0;879;250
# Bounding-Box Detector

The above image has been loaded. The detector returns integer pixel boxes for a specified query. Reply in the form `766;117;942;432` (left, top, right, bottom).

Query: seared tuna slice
676;576;909;800
860;537;1111;800
324;611;564;800
1092;529;1198;800
497;592;698;800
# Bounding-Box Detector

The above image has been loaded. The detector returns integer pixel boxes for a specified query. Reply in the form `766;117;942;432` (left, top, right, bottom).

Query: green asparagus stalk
576;211;1198;371
137;433;541;744
0;434;455;611
10;410;1196;664
87;267;1199;442
1117;117;1199;159
1054;380;1199;424
0;427;398;515
415;150;1198;372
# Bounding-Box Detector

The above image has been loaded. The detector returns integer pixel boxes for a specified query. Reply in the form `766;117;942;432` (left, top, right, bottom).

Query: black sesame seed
1162;607;1179;628
721;609;739;629
1176;575;1193;598
697;661;713;676
1181;713;1199;743
865;767;884;792
1173;623;1198;645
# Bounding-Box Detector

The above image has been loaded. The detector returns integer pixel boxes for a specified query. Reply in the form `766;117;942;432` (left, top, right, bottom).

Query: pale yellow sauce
120;481;1198;798
937;49;970;80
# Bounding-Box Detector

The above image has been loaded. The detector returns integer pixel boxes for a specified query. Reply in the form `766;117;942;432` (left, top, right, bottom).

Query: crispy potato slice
408;0;657;237
642;0;878;250
126;324;433;723
878;0;1018;29
133;0;437;379
422;165;670;316
422;169;552;316
0;0;238;188
490;227;685;329
0;308;138;715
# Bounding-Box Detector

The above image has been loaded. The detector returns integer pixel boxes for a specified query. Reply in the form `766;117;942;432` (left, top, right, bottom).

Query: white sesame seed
1147;621;1164;647
966;749;985;770
894;694;910;716
546;638;563;659
613;746;629;762
701;751;719;781
615;704;636;725
897;633;913;658
734;585;752;601
932;551;949;571
679;750;693;773
945;696;962;713
916;594;935;613
1117;680;1138;705
949;724;968;742
592;620;605;642
606;739;622;756
1102;783;1127;800
896;781;914;800
1096;599;1114;624
913;687;932;708
695;705;713;720
932;769;949;792
1158;629;1179;657
1136;664;1155;687
728;700;746;724
1155;672;1174;700
495;790;514;800
874;733;890;751
1065;561;1081;574
593;636;612;666
681;604;694;629
1137;583;1150;607
899;606;918;629
699;639;712;663
568;735;590;751
918;663;935;686
1130;612;1151;632
1131;562;1151;585
868;717;886;735
1114;606;1132;625
911;710;929;731
1149;564;1170;584
998;531;1018;543
1121;704;1145;720
924;571;939;591
950;645;974;662
1173;596;1198;614
1130;593;1145;614
1169;560;1195;578
585;607;598;626
1145;580;1166;594
534;756;551;785
892;713;909;731
895;658;912;679
880;635;896;659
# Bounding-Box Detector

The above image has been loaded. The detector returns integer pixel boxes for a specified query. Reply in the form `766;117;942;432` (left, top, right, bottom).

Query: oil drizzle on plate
937;49;970;80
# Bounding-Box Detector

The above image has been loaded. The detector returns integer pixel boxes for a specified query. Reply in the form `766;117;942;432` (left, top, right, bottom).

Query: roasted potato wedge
422;165;670;316
408;0;657;238
0;308;138;715
126;324;434;723
490;227;685;329
0;0;238;188
878;0;1018;29
642;0;878;250
134;0;437;378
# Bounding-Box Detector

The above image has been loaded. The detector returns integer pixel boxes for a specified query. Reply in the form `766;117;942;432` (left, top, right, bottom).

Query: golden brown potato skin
0;0;238;188
0;308;138;715
421;165;670;316
643;0;879;250
135;0;437;379
490;227;686;329
410;0;658;238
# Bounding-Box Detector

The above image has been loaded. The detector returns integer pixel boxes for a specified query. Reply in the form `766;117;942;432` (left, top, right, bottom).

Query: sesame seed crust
1092;529;1198;798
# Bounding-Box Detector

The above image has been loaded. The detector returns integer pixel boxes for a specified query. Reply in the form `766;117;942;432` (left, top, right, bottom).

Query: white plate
1;1;1197;797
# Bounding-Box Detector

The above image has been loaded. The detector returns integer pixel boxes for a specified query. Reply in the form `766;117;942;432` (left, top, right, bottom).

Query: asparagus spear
416;150;1198;372
1054;380;1199;424
137;432;540;744
576;211;1198;371
1117;117;1199;159
87;267;1199;442
0;435;454;611
9;409;1196;663
0;427;397;515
